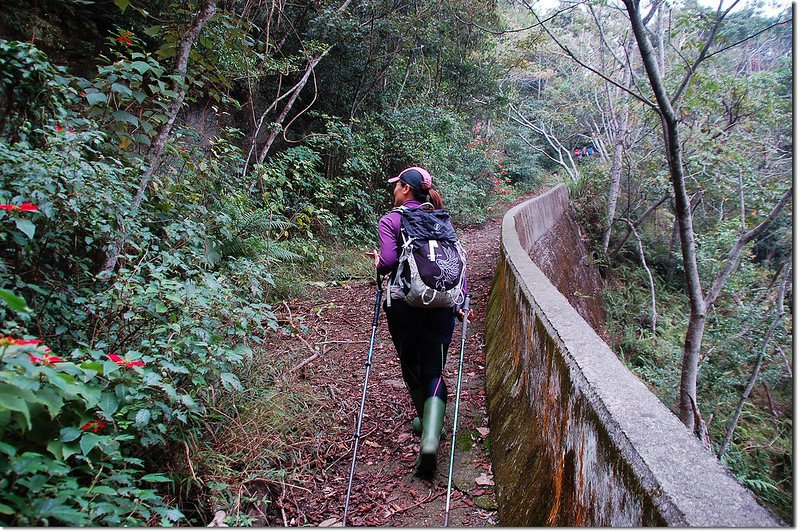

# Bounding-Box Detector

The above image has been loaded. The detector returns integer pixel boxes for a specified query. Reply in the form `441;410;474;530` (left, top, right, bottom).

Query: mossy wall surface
484;185;781;527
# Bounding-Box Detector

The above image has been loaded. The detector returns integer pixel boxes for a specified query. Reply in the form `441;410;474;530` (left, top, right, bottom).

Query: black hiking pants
384;299;456;402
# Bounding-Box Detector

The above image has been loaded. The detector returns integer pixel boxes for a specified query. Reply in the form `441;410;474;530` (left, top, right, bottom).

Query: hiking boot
411;416;422;435
409;388;425;435
416;396;446;477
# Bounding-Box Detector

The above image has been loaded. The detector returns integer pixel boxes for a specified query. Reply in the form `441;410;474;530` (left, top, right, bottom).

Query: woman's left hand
456;308;474;323
364;249;380;268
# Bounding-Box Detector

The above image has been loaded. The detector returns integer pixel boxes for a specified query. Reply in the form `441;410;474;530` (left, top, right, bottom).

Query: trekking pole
343;271;384;526
444;294;471;527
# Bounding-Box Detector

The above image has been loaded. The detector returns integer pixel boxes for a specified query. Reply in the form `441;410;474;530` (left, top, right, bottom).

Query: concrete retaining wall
484;184;781;527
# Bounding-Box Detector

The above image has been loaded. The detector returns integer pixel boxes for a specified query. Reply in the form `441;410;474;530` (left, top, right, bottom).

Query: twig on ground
184;440;198;482
289;346;334;373
244;477;313;493
279;480;289;526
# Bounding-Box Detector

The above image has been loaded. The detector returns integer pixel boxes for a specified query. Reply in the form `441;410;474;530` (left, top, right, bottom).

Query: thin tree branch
609;191;670;260
704;186;792;309
718;261;791;458
522;0;657;110
447;2;581;36
627;220;658;333
670;0;741;106
705;18;791;61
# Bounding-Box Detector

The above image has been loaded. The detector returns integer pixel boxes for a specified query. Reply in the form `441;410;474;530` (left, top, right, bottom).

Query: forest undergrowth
0;0;792;526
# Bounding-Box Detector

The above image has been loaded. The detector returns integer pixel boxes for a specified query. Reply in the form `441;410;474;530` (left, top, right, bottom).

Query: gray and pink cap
388;166;432;190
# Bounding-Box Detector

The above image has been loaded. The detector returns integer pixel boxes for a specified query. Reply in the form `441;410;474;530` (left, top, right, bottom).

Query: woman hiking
368;166;472;477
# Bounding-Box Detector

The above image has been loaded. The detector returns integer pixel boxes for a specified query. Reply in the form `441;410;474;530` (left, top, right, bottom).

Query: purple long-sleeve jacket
376;199;467;301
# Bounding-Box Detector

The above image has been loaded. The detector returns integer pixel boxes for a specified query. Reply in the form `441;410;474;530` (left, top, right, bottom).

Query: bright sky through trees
530;0;791;16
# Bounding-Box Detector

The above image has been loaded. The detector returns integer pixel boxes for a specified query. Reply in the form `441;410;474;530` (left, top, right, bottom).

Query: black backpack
387;204;467;308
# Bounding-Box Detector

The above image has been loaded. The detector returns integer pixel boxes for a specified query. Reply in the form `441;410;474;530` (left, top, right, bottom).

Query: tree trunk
601;38;633;254
623;0;707;431
101;0;218;277
256;48;331;165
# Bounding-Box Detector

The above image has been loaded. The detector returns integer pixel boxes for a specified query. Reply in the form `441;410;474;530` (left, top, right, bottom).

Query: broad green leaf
144;25;161;37
113;110;139;126
37;498;86;524
46;440;63;460
14;218;35;240
179;394;196;408
114;0;130;11
80;432;103;455
33;388;64;418
164;508;184;522
131;90;147;103
111;82;133;96
60;426;81;442
89;485;118;496
155;302;168;313
134;409;151;427
220;372;242;391
0;503;14;515
0;388;31;429
85;91;107;106
80;360;104;373
159;381;177;400
0;288;30;313
0;441;17;456
141;473;172;483
61;442;80;460
98;392;119;417
130;60;152;74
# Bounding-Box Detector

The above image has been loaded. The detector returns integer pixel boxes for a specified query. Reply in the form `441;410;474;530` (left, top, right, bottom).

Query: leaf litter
231;198;536;526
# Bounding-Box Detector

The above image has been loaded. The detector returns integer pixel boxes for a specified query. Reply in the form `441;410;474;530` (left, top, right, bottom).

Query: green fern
216;194;299;263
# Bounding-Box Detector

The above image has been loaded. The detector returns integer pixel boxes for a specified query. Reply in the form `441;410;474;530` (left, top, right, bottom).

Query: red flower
16;338;41;345
116;31;134;46
107;353;145;368
55;125;64;132
17;202;39;212
177;147;188;152
80;419;108;433
29;353;64;365
0;336;42;346
0;202;40;212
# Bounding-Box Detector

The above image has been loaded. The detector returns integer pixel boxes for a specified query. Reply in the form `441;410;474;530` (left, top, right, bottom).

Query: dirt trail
255;200;525;527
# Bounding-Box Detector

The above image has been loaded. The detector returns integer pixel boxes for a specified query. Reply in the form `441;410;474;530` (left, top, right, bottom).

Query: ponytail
427;187;444;209
411;184;444;209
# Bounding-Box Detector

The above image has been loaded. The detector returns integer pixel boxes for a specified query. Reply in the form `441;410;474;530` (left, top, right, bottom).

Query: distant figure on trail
367;166;472;478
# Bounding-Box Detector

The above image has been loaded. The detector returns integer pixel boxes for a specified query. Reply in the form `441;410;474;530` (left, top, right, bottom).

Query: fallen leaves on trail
231;208;526;526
